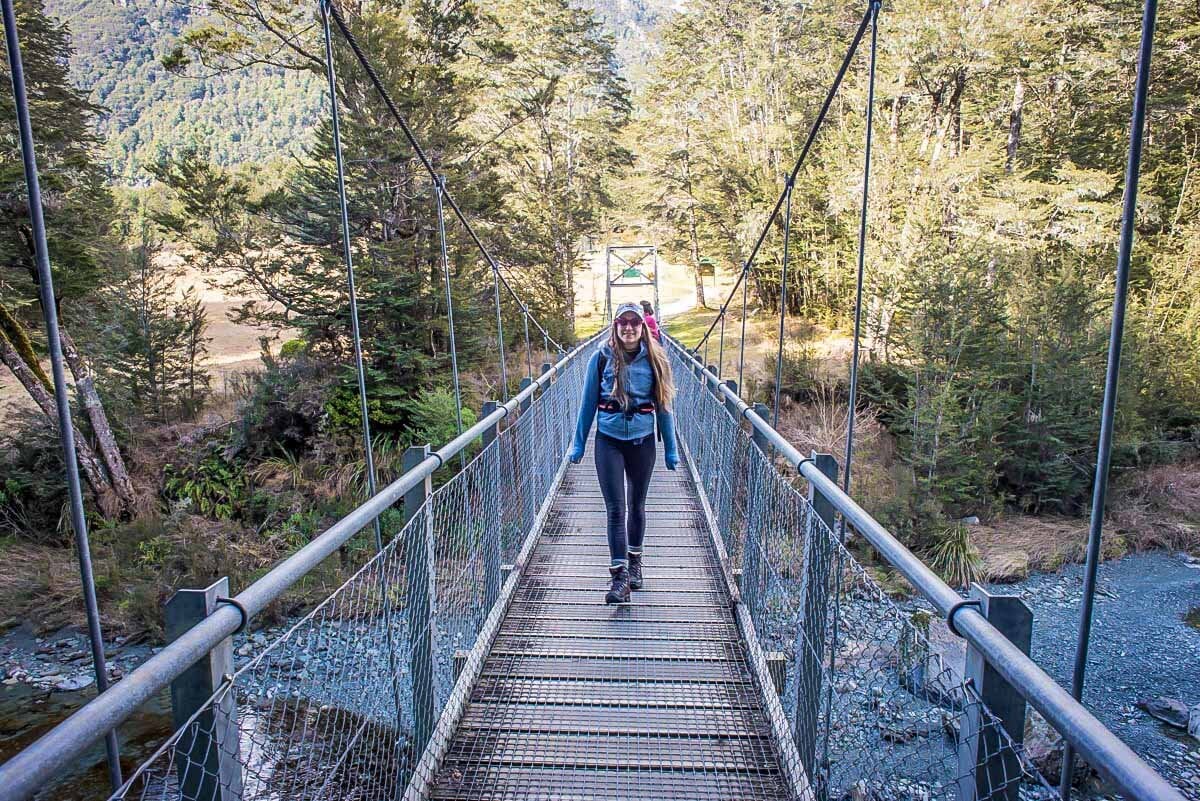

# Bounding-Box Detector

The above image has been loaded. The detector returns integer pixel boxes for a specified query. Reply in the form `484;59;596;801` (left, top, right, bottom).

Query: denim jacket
568;343;679;469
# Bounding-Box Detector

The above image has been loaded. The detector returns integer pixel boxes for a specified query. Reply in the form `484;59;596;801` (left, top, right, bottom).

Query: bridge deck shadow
430;438;792;800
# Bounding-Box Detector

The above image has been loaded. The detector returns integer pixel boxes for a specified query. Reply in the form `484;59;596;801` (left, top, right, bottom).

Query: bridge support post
957;585;1032;801
723;379;739;420
481;402;502;609
519;376;533;412
795;451;838;781
751;403;771;449
706;364;720;398
403;444;437;758
165;577;243;801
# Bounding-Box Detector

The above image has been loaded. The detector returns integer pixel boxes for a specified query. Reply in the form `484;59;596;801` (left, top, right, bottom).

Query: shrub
925;524;983;589
163;444;247;519
0;417;70;544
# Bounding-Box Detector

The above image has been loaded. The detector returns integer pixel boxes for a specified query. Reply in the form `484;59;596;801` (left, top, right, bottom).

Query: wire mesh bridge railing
0;331;1187;801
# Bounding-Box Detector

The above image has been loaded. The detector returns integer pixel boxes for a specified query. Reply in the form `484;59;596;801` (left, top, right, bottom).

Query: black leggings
594;431;656;567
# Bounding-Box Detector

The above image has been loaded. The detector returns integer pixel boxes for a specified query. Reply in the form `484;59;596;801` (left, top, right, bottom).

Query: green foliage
44;0;321;181
0;417;69;543
638;0;1200;522
163;445;247;520
408;387;479;448
2;0;114;317
99;210;212;421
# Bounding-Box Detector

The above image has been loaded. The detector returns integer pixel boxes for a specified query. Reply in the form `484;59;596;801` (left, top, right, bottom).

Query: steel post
403;444;436;755
481;401;501;608
724;380;740;420
795;452;838;776
958;585;1033;801
165;578;243;801
519;377;533;412
751;403;771;454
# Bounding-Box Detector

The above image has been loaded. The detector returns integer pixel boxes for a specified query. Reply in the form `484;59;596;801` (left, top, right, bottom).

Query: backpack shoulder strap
596;351;607;387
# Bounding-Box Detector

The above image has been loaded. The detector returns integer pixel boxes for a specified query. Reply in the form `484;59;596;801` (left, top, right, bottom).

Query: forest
1;0;1198;633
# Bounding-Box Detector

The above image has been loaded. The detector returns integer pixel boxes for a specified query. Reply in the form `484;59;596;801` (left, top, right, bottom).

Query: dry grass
1109;460;1200;552
972;463;1200;581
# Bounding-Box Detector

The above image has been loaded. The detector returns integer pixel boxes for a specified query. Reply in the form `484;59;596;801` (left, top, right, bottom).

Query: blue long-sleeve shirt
568;343;679;469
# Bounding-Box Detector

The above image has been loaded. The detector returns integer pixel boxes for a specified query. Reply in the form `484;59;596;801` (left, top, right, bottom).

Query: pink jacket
644;313;661;340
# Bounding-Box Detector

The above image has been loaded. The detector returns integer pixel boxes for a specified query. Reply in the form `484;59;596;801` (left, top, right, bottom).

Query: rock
53;674;94;692
960;516;981;525
1024;709;1096;788
986;549;1030;583
1190;704;1200;741
1137;696;1190;729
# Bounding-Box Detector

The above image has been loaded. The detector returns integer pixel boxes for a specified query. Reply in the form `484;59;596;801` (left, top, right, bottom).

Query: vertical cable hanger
737;264;749;392
523;306;534;379
1;0;122;790
493;265;509;401
717;308;727;379
772;178;794;429
435;174;466;468
1060;0;1158;796
822;0;881;789
842;0;881;499
319;0;406;741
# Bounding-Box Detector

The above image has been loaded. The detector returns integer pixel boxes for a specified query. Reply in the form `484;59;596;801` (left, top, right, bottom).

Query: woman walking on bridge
569;302;679;604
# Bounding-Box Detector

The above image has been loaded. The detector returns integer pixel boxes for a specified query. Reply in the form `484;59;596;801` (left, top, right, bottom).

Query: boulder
1137;696;1190;729
1189;703;1200;741
1024;709;1096;788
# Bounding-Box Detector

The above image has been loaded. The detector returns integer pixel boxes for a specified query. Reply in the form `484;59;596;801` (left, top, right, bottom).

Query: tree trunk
1006;75;1025;173
0;332;122;518
59;329;137;511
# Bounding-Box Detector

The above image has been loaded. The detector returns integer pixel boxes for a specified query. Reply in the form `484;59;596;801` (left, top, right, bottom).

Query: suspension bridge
0;0;1188;798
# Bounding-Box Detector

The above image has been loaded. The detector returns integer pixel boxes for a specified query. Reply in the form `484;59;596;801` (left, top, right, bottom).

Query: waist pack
599;398;656;415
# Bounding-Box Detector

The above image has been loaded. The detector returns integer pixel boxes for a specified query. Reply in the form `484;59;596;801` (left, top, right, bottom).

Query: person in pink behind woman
640;300;661;341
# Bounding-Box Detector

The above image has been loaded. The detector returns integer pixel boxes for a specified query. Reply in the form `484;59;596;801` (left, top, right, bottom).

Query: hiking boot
605;566;631;604
628;552;644;590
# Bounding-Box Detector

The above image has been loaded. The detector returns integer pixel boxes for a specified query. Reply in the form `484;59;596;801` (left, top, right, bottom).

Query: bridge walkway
430;436;793;800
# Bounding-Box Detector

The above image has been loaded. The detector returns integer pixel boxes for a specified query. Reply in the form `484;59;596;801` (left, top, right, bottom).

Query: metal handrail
0;333;602;801
666;335;1185;801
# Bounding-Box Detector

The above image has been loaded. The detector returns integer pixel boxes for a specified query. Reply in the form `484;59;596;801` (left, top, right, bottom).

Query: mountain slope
45;0;321;181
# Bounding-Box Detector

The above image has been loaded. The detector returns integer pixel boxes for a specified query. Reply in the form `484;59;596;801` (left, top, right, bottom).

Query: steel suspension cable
319;0;407;741
690;4;874;356
1060;0;1158;796
1;1;122;790
324;1;564;354
434;175;466;468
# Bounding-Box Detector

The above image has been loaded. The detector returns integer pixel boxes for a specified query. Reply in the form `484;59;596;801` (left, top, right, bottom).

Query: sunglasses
615;316;642;328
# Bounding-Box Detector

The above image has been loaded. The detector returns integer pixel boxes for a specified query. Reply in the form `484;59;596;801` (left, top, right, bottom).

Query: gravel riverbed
2;551;1197;798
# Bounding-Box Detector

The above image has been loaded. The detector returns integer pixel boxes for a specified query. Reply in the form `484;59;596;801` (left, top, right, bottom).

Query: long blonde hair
606;324;675;410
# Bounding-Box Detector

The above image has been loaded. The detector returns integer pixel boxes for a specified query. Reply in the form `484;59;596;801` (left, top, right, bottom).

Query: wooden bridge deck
430;438;793;800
